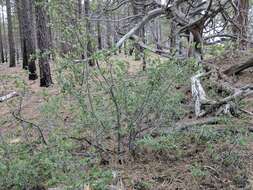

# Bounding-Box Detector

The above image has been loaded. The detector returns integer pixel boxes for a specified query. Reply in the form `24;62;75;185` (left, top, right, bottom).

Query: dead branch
240;108;253;116
0;92;19;102
12;111;47;145
153;117;223;135
174;117;222;131
119;32;172;58
223;56;253;76
191;71;216;117
191;68;253;118
200;85;253;117
116;8;164;48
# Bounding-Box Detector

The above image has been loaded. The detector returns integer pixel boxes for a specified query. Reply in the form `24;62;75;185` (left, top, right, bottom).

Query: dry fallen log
151;117;223;136
191;68;253;117
0;92;19;102
223;56;253;76
174;117;222;131
200;85;253;117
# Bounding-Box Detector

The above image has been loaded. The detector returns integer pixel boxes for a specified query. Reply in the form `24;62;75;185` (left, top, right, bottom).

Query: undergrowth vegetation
0;54;252;189
0;56;201;189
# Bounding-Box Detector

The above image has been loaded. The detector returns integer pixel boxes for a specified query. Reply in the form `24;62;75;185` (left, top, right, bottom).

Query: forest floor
0;52;253;190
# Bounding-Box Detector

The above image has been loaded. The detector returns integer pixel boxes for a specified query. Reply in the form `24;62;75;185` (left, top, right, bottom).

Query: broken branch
0;92;19;102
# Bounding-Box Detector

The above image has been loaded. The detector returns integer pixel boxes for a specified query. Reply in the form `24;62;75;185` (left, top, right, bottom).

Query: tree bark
1;4;7;63
97;20;102;50
84;0;95;66
35;0;53;87
0;12;4;63
22;0;38;80
15;0;24;64
106;15;112;49
6;0;16;67
234;0;249;49
77;0;82;19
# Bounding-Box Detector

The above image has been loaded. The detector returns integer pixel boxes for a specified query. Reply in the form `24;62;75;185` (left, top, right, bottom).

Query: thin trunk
1;5;7;63
97;20;102;50
141;5;146;70
131;0;143;61
0;14;4;63
6;0;16;67
106;15;112;49
155;18;162;50
77;0;82;19
170;21;176;54
84;0;95;66
16;0;24;64
16;0;27;69
113;13;118;54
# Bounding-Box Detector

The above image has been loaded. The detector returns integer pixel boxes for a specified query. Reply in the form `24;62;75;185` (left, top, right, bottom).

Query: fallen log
223;56;253;76
202;86;252;117
0;92;19;102
151;117;223;136
174;117;222;131
191;68;253;117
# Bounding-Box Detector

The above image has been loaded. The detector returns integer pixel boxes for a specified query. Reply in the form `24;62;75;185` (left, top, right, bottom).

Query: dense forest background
0;0;253;189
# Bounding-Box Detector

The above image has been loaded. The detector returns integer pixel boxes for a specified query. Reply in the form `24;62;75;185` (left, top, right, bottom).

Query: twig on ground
240;108;253;116
12;111;47;145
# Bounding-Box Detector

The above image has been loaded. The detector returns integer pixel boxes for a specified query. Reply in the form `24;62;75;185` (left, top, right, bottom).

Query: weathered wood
191;71;215;117
174;117;222;131
223;57;253;76
200;85;253;117
116;8;164;48
152;117;223;136
240;108;253;116
191;67;253;117
0;92;18;102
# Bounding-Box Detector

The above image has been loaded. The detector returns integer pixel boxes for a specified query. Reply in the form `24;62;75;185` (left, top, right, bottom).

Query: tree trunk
113;13;118;54
170;21;176;53
155;0;162;50
15;0;24;64
77;0;82;19
22;0;38;80
97;20;102;50
0;13;4;63
106;15;112;49
6;0;16;67
84;0;95;66
35;0;53;87
16;0;27;69
131;1;141;61
29;0;37;48
235;0;249;49
1;4;7;63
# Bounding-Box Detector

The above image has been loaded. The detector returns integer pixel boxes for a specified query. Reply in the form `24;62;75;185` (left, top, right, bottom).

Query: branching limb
12;111;47;145
116;8;164;48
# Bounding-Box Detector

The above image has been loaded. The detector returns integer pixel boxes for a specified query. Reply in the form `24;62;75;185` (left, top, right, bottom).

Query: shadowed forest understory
0;0;253;190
